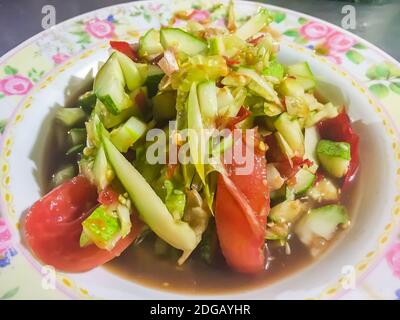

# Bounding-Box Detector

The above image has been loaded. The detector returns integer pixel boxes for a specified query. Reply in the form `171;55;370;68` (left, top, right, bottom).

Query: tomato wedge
215;136;270;273
109;41;138;61
317;112;359;187
24;176;142;272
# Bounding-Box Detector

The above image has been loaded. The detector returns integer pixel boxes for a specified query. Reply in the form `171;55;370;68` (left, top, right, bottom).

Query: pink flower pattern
188;9;210;23
300;21;333;40
324;32;356;53
52;53;70;65
386;242;400;279
0;218;17;268
85;18;115;39
0;75;33;96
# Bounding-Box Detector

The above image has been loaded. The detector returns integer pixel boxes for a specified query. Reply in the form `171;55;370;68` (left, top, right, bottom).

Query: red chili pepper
317;112;359;188
247;34;265;45
98;187;119;205
166;164;178;179
223;56;240;66
110;41;138;61
227;106;251;129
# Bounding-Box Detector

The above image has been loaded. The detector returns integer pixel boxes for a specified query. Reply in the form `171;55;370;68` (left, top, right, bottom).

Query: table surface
0;0;399;60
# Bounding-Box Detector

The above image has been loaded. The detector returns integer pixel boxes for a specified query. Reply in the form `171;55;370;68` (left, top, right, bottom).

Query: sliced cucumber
55;107;86;128
307;177;339;202
94;52;132;115
317;139;351;178
110;116;147;152
82;205;121;251
152;90;177;121
93;145;114;190
274;131;295;160
160;28;207;55
102;135;197;252
144;65;164;98
65;144;84;156
287;62;316;90
278;78;304;97
68;128;86;147
78;91;97;113
94;99;139;129
274;112;305;157
305;102;339;128
304;126;320;167
269;200;305;224
208;36;225;55
290;168;316;196
238;67;280;104
115;51;145;91
51;164;76;188
198;81;218;124
295;204;349;247
266;163;284;192
235;8;272;40
265;222;289;241
270;185;286;201
138;29;164;59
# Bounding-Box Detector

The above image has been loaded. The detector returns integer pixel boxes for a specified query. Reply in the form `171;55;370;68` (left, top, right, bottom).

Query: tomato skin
24;176;142;272
317;112;359;187
215;138;269;273
98;187;119;205
109;41;138;61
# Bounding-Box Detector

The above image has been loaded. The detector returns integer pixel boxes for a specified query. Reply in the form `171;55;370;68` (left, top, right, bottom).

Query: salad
24;2;359;284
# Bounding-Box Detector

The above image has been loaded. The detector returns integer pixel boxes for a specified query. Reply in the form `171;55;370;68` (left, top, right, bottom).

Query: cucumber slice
152;90;177;121
265;222;289;241
317;139;351;178
144;65;164;98
238;67;280;104
274;112;305;157
198;81;218;124
102;135;197;252
307;177;339;202
93;145;114;190
270;185;286;201
55;107;86;128
287;62;316;90
304;126;320;168
279;78;304;97
115;51;145;91
235;8;272;40
68;128;86;147
160;28;207;55
290;168;316;196
138;29;164;59
82;205;121;251
208;37;224;55
269;200;305;223
295;204;349;247
65;144;84;156
94;52;132;115
275;131;295;160
94;99;138;129
187;83;205;184
110;116;147;152
78;91;97;113
305;102;339;128
52;164;76;188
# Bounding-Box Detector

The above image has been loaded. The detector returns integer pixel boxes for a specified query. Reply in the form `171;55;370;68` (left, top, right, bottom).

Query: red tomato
317;112;359;187
24;176;142;272
98;187;119;205
215;136;270;273
109;41;138;61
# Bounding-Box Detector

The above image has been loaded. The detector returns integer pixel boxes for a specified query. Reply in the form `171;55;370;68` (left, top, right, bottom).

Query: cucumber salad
24;2;359;285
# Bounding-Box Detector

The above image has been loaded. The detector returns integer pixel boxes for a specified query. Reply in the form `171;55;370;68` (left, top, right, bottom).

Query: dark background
0;0;399;60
